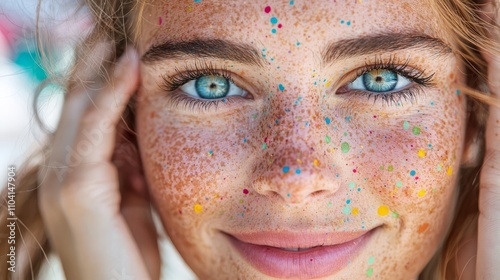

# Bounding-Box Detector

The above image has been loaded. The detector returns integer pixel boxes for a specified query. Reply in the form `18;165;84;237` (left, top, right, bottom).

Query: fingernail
114;47;139;78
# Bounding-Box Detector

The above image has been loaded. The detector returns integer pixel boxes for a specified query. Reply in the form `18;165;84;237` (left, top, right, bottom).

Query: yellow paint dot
352;208;359;216
193;204;203;213
325;80;331;88
418;189;426;197
313;159;321;167
447;167;453;176
417;149;426;158
377;205;389;216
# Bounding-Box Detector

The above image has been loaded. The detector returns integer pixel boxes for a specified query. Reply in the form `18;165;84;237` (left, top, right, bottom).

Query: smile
224;228;378;279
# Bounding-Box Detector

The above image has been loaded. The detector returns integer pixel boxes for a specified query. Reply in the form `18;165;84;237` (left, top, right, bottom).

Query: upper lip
223;229;377;248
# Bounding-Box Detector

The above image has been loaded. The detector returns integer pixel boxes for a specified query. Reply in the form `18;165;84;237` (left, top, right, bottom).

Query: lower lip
227;230;374;279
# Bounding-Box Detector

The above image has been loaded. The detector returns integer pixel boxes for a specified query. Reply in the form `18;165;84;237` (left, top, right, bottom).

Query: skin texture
135;1;468;279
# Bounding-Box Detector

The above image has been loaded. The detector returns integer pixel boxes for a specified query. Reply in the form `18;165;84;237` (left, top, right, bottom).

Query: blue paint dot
325;117;331;124
278;84;285;91
289;1;294;4
346;21;351;26
296;41;300;46
345;116;351;122
270;17;278;24
271;28;277;34
340;20;345;24
295;169;301;174
410;170;416;176
346;199;351;204
194;0;201;2
456;89;461;95
283;166;290;173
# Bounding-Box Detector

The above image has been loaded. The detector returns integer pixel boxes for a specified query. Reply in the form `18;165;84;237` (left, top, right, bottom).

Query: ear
112;103;150;200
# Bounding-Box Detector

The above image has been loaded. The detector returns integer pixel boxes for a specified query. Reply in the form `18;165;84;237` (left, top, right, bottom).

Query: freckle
243;189;249;194
417;149;426;158
418;223;429;233
377;205;389;216
418;189;426;197
193;204;203;213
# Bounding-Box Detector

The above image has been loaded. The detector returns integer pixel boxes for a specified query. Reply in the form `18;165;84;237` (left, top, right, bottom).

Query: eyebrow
142;33;452;66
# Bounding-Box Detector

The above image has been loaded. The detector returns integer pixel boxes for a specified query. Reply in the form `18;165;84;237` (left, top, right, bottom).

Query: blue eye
180;75;247;99
348;69;412;92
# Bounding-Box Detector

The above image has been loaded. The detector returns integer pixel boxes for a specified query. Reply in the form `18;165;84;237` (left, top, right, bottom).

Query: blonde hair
1;0;498;279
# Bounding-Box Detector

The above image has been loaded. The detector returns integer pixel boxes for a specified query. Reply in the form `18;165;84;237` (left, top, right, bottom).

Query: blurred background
0;0;195;278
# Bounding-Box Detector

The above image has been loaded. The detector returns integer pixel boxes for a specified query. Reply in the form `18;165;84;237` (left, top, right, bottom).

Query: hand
38;44;160;280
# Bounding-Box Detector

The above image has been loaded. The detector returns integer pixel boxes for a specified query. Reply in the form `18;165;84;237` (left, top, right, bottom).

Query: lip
225;229;377;279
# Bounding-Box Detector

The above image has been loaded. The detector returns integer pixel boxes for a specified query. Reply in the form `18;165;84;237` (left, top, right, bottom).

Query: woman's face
136;1;467;279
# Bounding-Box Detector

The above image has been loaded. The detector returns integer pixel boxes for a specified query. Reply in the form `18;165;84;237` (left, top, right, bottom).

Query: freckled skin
136;1;467;279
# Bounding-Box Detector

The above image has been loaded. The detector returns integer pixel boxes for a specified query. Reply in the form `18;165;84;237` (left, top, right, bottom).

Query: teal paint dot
345;116;351;122
278;84;285;91
346;21;351;26
296;41;300;46
340;20;345;24
262;143;267;149
295;169;301;174
341;142;350;153
325;136;331;144
403;121;410;130
346;199;351;204
368;256;375;265
289;0;294;4
456;89;461;95
325;117;331;124
396;181;403;187
270;17;278;24
271;28;277;34
410;170;416;176
349;182;356;189
283;166;290;173
343;206;351;215
412;126;421;136
194;0;201;2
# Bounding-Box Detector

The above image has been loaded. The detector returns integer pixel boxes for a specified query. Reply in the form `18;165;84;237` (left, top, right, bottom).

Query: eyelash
159;56;435;110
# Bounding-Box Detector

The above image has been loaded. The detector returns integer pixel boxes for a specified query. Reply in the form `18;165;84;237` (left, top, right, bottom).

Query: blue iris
195;75;229;99
362;70;398;92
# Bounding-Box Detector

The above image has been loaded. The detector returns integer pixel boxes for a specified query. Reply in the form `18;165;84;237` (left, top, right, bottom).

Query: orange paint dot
377;205;389;216
193;204;203;213
313;159;321;167
418;223;429;233
417;149;426;158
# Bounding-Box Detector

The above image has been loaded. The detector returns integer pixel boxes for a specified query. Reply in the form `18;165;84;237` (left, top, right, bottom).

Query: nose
250;125;341;204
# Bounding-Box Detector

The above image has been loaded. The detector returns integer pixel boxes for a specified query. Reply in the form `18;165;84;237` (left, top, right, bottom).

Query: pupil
375;76;383;83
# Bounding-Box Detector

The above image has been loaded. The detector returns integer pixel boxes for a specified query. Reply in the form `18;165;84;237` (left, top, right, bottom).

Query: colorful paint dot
396;181;403;187
325;135;331;144
243;189;249;194
387;165;394;172
349;182;356;189
325;80;331;88
341;142;350;153
368;256;375;265
343;206;351;215
418;189;426;197
295;169;301;174
289;1;294;4
377;205;389;216
194;0;201;2
418;149;426;158
278;84;285;91
208;150;213;156
313;159;320;167
271;28;277;34
352;207;359;215
437;164;442;171
264;6;271;13
412;126;421;136
418;223;429;233
283;166;290;173
447;167;453;176
193;204;203;213
410;170;416;176
403;121;410;130
270;17;278;24
325;117;331;124
366;267;373;277
262;143;267;149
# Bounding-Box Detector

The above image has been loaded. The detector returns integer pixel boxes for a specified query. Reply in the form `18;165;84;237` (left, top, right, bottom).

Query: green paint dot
325;135;331;144
403;121;410;130
366;267;373;277
392;211;399;218
387;165;394;172
436;164;442;171
412;126;421;136
343;206;351;215
349;182;356;189
341;142;350;153
262;143;267;149
368;256;375;265
396;181;403;187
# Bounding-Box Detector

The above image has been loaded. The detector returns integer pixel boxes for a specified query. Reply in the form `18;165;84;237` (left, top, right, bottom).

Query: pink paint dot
353;169;357;173
278;23;282;28
264;6;271;13
243;189;249;194
158;16;162;25
415;176;419;180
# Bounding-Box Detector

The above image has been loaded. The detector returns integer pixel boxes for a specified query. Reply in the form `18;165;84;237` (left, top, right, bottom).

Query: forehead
139;0;448;53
